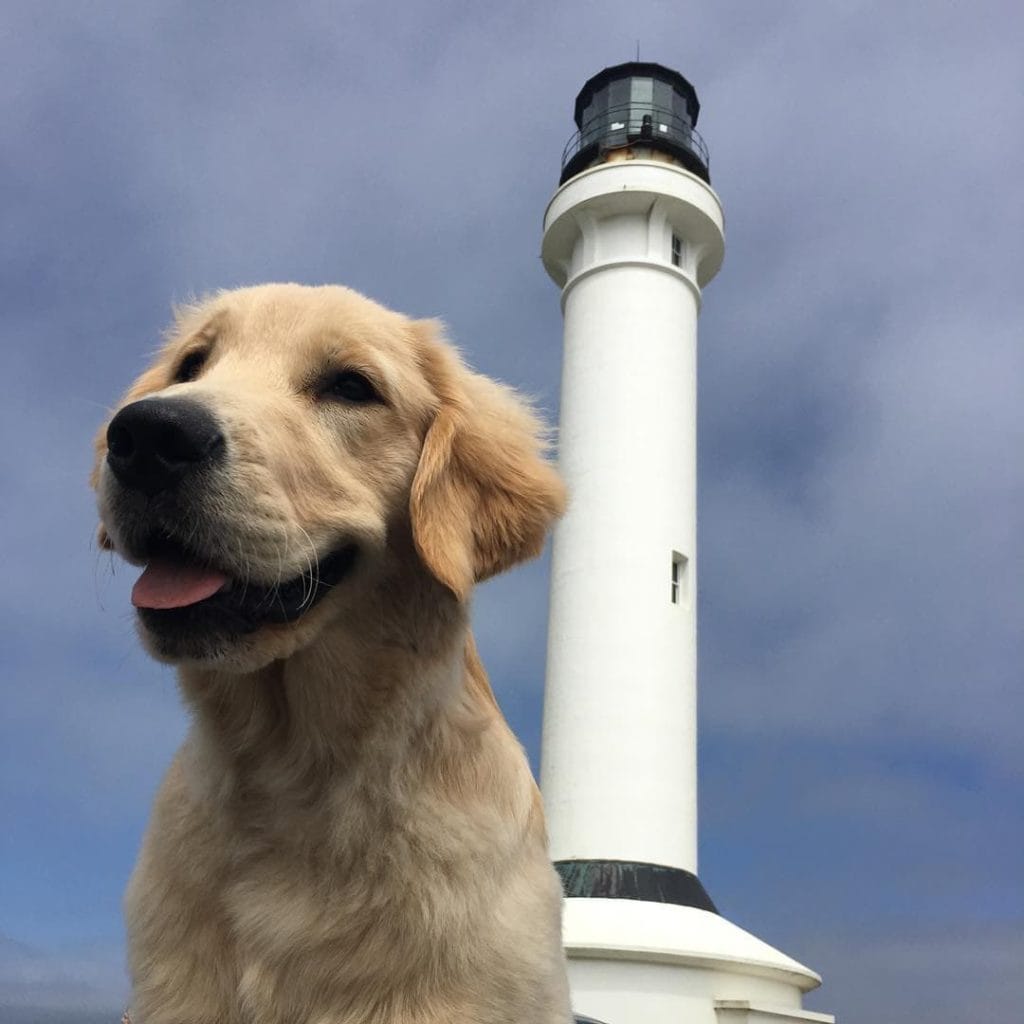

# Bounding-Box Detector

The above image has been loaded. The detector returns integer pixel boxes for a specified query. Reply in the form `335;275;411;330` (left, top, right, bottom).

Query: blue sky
3;2;1021;1021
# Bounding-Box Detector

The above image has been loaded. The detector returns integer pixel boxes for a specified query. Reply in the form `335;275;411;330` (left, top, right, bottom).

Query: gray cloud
804;923;1024;1022
0;935;127;1014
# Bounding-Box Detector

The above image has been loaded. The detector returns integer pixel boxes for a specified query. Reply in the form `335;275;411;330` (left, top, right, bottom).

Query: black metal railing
560;102;710;184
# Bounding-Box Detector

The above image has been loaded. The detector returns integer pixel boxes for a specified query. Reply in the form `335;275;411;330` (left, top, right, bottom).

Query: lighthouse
540;63;834;1024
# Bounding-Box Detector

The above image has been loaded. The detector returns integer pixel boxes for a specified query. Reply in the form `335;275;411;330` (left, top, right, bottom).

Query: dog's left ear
410;324;566;601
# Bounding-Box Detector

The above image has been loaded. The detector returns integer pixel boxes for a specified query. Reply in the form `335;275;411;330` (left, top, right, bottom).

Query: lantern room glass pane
607;77;630;113
580;92;606;148
631;77;654;103
653;78;674;114
673;84;695;126
631;77;654;130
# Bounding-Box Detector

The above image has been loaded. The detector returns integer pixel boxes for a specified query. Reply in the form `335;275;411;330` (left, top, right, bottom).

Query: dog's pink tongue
132;559;229;609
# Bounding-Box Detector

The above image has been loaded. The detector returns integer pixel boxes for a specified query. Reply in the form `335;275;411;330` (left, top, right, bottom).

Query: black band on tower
555;859;718;914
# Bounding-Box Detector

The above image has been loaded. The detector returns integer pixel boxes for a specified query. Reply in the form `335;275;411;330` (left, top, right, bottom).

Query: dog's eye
323;371;381;404
174;350;208;383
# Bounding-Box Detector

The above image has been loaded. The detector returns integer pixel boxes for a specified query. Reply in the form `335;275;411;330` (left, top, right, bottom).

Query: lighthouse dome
559;61;710;185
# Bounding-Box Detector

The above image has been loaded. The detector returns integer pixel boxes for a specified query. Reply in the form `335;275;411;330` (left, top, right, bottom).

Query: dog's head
93;284;564;669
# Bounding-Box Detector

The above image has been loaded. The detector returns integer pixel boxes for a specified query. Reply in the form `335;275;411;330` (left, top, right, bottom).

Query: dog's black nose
106;398;225;497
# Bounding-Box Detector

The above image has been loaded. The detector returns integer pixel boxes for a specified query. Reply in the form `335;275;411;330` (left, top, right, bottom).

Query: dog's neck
176;553;490;812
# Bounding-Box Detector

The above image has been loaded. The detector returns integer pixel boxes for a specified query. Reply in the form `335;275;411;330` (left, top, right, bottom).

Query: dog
93;283;572;1023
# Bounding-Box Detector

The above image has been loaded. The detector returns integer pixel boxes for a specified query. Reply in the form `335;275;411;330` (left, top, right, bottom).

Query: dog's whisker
295;524;320;609
235;534;251;604
275;536;287;600
281;533;305;607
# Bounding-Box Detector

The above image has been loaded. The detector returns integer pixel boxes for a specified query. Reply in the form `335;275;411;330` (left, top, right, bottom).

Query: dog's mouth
129;535;359;635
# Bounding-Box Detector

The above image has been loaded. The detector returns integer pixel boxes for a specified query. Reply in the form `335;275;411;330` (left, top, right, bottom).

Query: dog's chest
217;845;492;1022
218;786;487;972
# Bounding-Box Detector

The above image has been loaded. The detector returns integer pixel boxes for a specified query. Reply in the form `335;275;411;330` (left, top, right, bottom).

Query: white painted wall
541;161;724;873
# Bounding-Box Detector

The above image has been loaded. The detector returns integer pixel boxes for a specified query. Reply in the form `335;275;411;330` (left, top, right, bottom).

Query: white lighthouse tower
540;63;834;1024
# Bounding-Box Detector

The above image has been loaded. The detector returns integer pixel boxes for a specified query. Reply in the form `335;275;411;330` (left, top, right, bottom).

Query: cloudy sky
3;2;1021;1022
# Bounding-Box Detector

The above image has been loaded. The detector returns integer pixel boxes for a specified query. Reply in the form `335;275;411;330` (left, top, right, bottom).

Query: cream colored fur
93;284;571;1023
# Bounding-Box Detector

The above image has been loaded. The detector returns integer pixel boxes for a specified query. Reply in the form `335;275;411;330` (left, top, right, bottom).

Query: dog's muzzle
102;395;360;656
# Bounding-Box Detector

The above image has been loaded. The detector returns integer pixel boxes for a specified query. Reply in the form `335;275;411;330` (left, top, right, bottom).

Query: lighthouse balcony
560;103;710;185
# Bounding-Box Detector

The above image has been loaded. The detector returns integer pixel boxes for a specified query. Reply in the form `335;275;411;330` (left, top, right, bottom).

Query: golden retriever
92;284;571;1023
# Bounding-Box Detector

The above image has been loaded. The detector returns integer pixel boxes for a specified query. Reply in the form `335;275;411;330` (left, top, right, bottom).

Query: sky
2;1;1021;1022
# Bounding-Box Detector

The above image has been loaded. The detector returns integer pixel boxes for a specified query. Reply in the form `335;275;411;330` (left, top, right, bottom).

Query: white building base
714;1001;834;1024
564;899;834;1024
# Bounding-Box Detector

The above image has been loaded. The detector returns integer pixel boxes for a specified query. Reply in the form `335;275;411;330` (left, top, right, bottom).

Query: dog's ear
410;323;566;600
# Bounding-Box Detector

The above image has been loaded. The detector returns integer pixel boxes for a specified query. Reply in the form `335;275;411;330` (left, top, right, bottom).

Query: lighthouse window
606;77;630;133
631;76;655;130
671;235;682;267
608;77;630;110
671;552;688;604
631;76;654;106
653;78;675;116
